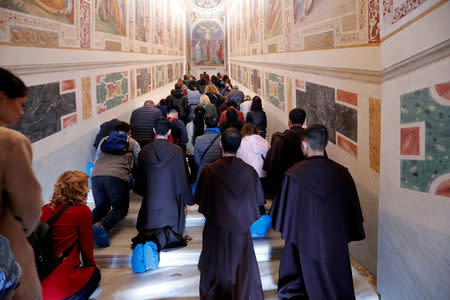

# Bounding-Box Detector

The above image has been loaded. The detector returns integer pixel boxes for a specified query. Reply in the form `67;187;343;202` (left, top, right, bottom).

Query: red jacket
218;106;244;126
41;204;97;300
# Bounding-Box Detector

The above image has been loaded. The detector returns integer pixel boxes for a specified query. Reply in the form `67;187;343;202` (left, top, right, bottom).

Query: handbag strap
201;134;220;162
47;205;71;226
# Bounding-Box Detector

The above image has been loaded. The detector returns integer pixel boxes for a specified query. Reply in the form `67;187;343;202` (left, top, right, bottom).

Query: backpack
100;131;129;155
30;205;77;281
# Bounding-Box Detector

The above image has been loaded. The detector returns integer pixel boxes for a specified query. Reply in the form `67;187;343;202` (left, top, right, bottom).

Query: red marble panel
400;127;420;155
295;79;305;90
61;79;75;92
337;135;358;158
337;89;358;106
436;179;450;198
62;113;77;129
435;81;450;100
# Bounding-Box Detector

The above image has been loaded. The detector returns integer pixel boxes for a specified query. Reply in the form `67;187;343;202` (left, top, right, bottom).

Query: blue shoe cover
131;244;146;273
93;225;110;247
191;182;197;195
143;241;159;271
250;215;272;237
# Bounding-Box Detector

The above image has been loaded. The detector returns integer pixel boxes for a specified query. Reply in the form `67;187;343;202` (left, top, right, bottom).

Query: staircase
89;192;378;299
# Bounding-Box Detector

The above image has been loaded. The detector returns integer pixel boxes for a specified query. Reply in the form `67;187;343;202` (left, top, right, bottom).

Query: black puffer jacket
246;111;267;138
167;89;188;119
130;106;162;144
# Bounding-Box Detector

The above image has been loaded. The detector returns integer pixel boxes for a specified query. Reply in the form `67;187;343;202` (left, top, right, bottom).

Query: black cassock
132;139;193;250
194;156;265;300
270;156;365;300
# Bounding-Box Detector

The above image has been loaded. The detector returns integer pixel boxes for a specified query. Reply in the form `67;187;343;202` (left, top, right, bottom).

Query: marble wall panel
265;72;285;111
287;77;293;112
296;81;358;144
338;134;358;158
81;76;92;120
155;65;165;88
167;64;174;83
11;81;76;143
130;69;135;99
251;68;261;94
400;83;450;197
96;71;129;114
369;98;381;172
136;67;152;97
337;89;358;106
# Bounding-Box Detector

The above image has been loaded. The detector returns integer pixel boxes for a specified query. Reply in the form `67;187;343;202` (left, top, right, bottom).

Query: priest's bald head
301;124;328;157
220;128;242;156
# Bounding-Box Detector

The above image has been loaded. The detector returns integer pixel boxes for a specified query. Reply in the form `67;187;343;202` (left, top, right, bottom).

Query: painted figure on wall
135;0;150;42
264;0;282;40
294;0;315;24
153;0;164;45
0;0;74;24
191;21;225;66
95;0;126;36
249;0;260;44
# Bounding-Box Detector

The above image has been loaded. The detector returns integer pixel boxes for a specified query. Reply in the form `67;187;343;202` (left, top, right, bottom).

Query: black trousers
278;241;356;300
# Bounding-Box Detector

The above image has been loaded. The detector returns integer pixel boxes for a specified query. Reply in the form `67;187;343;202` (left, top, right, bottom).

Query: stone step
94;225;284;269
90;260;378;300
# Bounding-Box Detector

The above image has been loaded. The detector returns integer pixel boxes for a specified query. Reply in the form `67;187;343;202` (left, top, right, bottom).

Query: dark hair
241;123;259;137
251;96;263;111
225;100;238;108
221;128;242;154
115;121;130;133
301;124;328;151
226;108;238;122
168;107;179;114
170;89;176;95
205;114;218;128
174;83;182;90
159;99;166;105
0;68;28;98
193;106;205;143
289;108;306;125
222;75;229;82
154;117;171;135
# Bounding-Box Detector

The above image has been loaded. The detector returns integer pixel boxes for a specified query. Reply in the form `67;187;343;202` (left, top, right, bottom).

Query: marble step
90;260;378;300
94;225;284;269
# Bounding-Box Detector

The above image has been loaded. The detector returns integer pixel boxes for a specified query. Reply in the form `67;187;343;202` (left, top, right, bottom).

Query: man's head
115;121;130;134
288;108;306;127
300;124;328;157
204;114;219;128
144;100;155;107
167;107;179;118
153;117;171;138
221;127;242;155
225;100;238;108
232;85;239;90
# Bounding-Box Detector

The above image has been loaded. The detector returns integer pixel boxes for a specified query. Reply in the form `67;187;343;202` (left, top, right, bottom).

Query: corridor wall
378;1;449;299
227;0;382;275
0;0;187;201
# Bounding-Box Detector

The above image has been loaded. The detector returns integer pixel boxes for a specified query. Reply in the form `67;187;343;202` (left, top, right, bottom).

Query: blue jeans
62;267;101;300
92;176;129;231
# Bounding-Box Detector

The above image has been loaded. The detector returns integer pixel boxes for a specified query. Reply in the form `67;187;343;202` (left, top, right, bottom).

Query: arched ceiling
191;0;223;10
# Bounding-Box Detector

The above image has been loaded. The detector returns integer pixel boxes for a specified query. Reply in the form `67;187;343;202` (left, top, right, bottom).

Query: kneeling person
194;128;265;299
91;121;140;247
132;117;193;272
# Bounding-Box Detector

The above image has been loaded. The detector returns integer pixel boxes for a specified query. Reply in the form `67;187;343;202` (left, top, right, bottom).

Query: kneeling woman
41;171;100;300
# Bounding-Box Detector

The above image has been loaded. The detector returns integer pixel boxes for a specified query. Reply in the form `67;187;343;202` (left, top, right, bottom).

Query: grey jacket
194;129;222;180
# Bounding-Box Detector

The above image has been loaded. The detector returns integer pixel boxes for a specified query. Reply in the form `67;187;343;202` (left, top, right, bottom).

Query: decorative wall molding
229;59;382;84
7;59;186;76
382;39;450;81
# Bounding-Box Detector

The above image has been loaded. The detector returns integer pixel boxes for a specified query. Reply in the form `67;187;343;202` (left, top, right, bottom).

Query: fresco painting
249;0;260;44
135;0;150;42
192;21;224;66
400;82;450;198
95;0;126;36
264;0;282;40
0;0;74;24
294;0;316;25
10;81;76;143
153;0;164;45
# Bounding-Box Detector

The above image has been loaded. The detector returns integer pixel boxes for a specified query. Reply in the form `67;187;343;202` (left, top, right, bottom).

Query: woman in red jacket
41;171;100;300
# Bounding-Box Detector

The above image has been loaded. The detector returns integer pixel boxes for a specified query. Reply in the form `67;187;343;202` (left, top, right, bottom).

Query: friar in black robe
263;108;306;196
194;128;265;300
270;124;365;300
132;117;193;250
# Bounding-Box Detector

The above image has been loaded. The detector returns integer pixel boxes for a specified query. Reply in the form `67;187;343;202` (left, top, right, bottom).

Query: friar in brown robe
194;127;265;300
270;124;365;300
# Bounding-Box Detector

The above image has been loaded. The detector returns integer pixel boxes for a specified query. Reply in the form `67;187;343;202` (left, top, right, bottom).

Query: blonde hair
199;94;210;106
50;171;89;209
205;85;220;95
